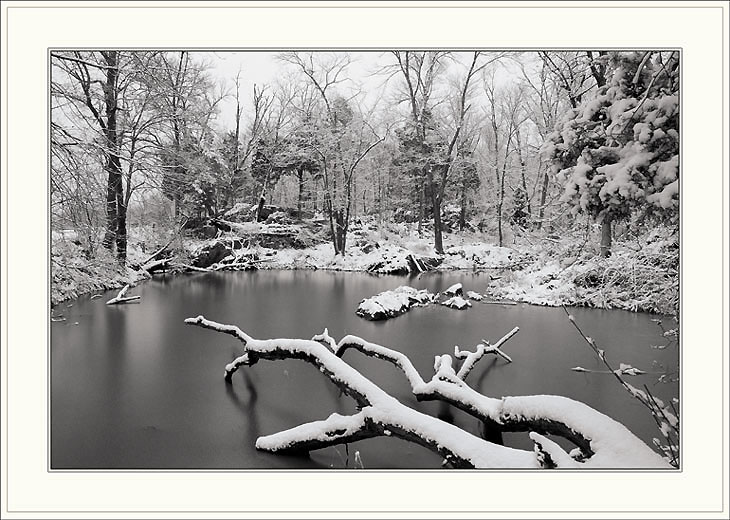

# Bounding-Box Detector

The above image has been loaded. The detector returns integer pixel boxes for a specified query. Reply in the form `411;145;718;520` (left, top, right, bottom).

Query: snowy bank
52;220;678;317
52;239;150;307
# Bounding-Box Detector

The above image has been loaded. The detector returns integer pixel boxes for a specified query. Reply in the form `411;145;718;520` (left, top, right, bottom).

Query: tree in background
153;52;224;219
510;186;529;229
390;51;494;254
517;57;566;230
52;51;135;263
543;51;679;256
391;113;447;235
484;78;529;246
280;52;385;254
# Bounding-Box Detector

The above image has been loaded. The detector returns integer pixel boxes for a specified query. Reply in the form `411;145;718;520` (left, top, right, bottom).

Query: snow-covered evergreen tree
543;51;679;255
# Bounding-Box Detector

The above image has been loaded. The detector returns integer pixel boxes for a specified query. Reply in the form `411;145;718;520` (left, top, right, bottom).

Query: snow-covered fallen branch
171;262;213;273
185;314;534;468
142;257;174;273
106;284;140;305
185;315;670;469
454;326;518;379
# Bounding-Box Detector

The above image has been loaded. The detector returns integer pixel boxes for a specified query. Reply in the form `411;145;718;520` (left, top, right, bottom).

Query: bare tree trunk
255;168;272;222
320;162;340;255
459;176;467;231
516;128;530;217
325;199;338;254
498;162;507;247
417;182;424;236
296;165;305;219
537;166;549;230
115;179;127;263
601;216;612;257
428;168;444;254
335;209;347;254
103;51;125;263
491;110;501;243
102;170;117;252
432;194;444;255
351;173;357;220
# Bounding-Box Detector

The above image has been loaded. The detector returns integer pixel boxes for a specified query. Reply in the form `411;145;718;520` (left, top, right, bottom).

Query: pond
51;270;679;469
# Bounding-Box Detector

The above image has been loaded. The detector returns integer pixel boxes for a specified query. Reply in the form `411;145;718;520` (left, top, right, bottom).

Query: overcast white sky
202;51;390;130
200;51;524;131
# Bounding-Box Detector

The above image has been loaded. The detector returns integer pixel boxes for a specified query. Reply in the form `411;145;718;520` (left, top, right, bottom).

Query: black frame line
45;45;684;475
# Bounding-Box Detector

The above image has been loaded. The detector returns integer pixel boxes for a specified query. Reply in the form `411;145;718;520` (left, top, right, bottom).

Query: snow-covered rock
441;296;472;310
443;283;463;296
466;290;483;301
356;286;435;321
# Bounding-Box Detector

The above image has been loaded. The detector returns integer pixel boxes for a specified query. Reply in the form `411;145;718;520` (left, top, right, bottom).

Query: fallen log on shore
142;257;174;273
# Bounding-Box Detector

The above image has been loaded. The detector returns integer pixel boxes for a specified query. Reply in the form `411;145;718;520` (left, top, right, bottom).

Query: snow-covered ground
51;235;150;306
52;220;678;316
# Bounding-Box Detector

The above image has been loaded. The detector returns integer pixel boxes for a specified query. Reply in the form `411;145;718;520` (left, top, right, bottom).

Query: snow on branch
312;328;337;352
186;315;535;468
334;331;664;465
185;315;670;469
106;284;141;305
529;432;579;469
255;411;377;453
454;326;519;379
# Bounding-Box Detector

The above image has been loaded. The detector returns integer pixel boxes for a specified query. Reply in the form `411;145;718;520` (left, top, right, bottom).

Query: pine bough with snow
185;315;671;469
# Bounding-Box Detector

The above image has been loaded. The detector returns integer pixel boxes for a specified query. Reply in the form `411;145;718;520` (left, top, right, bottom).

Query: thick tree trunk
255;168;271;223
334;209;347;254
324;196;339;255
601;217;612;257
426;167;444;255
497;162;507;247
255;196;266;223
102;171;117;251
103;51;125;263
115;180;127;263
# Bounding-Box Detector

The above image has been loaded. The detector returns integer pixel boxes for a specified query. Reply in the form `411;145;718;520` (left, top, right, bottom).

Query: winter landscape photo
50;50;680;470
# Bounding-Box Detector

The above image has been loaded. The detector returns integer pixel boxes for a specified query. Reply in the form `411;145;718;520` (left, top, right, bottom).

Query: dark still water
51;270;679;469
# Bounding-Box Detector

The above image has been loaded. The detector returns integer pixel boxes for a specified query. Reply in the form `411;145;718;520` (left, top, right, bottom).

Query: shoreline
51;220;678;317
51;253;676;317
